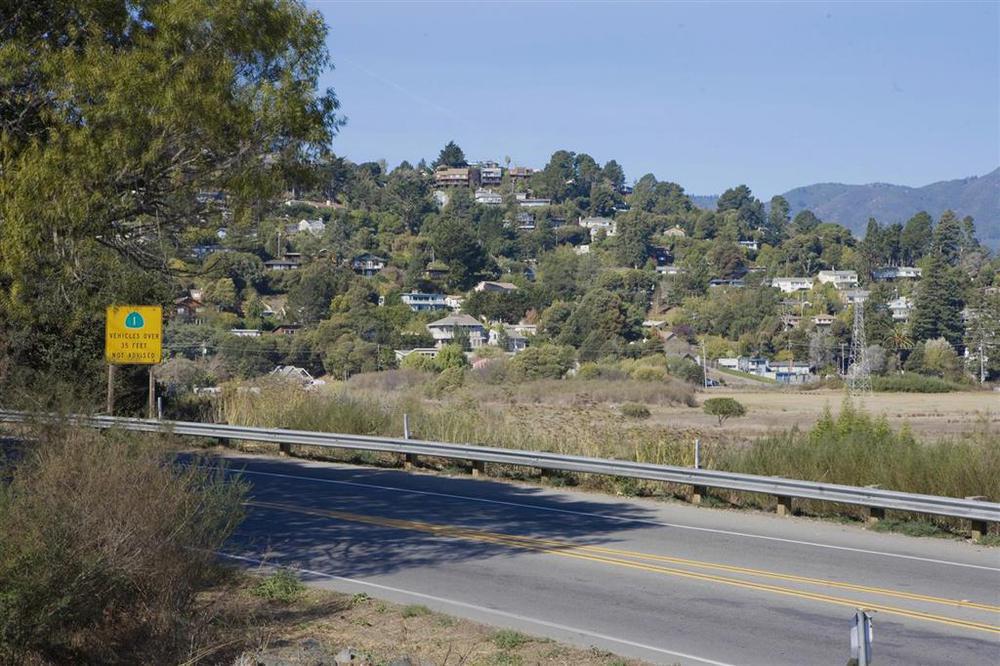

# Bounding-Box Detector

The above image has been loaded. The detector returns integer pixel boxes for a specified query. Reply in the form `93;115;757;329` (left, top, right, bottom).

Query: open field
649;388;1000;438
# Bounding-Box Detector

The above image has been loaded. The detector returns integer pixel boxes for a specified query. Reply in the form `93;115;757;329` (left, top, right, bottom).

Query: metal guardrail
1;409;997;527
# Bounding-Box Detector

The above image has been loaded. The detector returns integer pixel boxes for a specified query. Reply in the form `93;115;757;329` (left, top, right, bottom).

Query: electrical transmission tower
848;298;872;396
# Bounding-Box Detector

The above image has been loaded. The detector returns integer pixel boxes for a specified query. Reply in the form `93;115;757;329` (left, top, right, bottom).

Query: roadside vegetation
217;383;999;512
0;425;246;664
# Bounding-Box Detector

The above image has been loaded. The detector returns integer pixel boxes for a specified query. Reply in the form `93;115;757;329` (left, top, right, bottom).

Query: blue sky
310;1;999;198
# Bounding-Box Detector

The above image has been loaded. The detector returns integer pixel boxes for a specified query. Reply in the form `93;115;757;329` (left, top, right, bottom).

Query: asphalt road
208;451;1000;666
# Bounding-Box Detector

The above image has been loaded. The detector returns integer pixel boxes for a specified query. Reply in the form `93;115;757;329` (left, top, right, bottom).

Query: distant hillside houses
872;266;922;281
718;356;816;385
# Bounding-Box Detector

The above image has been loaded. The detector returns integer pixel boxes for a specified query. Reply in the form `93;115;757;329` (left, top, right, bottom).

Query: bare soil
193;573;648;666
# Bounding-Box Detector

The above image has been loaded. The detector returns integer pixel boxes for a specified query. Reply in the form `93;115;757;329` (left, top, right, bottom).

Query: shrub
400;353;438;373
435;343;469;371
620;402;651;419
0;426;245;663
703;397;746;425
251;569;305;603
630;366;667;382
509;344;576;380
873;374;961;393
668;357;705;385
428;366;465;397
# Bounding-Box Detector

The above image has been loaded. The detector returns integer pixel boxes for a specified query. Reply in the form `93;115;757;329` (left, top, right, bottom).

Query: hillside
694;168;1000;248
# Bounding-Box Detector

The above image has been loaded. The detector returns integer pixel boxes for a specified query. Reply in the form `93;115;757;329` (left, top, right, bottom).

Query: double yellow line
247;500;1000;635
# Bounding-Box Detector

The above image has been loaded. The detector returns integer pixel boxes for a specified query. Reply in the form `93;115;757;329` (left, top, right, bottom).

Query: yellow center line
246;500;1000;635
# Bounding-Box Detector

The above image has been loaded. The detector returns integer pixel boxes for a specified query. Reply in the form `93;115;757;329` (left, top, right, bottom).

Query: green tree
509;344;576;379
900;212;933;265
791;210;822;234
434;343;469;371
0;0;340;397
910;253;964;348
433;141;467;168
767;195;790;240
932;210;963;266
703;397;747;426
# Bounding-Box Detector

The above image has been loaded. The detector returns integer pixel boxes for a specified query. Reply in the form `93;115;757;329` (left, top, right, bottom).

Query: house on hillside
268;365;323;388
426;313;487;348
771;277;813;293
888;296;914;322
816;270;859;290
515;191;551;207
264;257;301;271
475;188;503;205
663;226;686;238
474;280;518;293
401;292;449;312
872;266;922;281
174;294;205;321
297;218;326;235
351;253;387;277
508;166;535;182
488;325;529;352
840;289;870;305
579;216;616;238
812;314;835;327
479;163;503;186
434;166;479;188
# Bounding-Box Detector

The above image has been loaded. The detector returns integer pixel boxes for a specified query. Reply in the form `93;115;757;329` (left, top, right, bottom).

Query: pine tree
910;253;964;348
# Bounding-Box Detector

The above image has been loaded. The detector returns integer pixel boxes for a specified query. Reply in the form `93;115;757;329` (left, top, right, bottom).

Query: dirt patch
191;572;649;666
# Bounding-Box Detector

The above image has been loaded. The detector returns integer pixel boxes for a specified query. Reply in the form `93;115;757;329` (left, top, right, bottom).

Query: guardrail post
690;485;706;505
471;460;486;477
863;506;885;525
969;520;988;542
775;496;793;517
404;453;418;469
279;442;292;456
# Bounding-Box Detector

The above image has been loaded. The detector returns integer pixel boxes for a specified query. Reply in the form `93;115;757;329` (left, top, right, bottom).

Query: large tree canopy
0;0;341;394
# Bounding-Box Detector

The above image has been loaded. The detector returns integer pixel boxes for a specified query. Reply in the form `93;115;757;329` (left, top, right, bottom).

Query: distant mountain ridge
692;168;1000;249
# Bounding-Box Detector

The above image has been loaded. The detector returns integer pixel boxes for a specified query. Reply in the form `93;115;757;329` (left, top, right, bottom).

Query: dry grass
0;424;246;664
188;570;649;666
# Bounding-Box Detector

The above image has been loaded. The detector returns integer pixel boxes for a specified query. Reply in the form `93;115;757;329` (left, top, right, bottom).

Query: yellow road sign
105;305;162;364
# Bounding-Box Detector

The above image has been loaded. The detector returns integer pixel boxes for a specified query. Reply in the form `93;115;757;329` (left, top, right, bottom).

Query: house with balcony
872;266;922;281
401;292;449;312
479;163;503;186
434;166;479;188
840;289;870;304
515;191;551;207
771;277;813;293
426;313;487;348
812;314;835;327
817;270;859;290
488;325;529;352
351;253;387;277
888;296;914;322
264;257;301;271
474;188;503;205
297;218;326;235
508;166;535;181
579;216;616;238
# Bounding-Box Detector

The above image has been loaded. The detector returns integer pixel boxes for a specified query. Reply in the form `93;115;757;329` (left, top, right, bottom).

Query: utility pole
840;342;847;376
848;299;872;396
980;339;986;385
701;338;708;389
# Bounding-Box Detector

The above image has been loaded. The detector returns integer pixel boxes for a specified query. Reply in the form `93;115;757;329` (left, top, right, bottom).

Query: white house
771;277;813;293
872;266;922;281
400;292;448;312
888;296;914;322
229;328;261;337
269;365;323;388
738;239;759;252
816;270;859;290
579;216;616;238
426;313;487;348
841;289;870;304
488;324;529;352
812;314;835;327
394;347;438;361
298;218;326;235
444;294;464;311
474;188;503;206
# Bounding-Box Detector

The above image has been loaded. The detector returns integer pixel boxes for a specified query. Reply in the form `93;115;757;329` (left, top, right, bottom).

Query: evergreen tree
900;211;933;264
767;195;790;241
932;210;963;266
433;141;467;168
910;253;964;348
